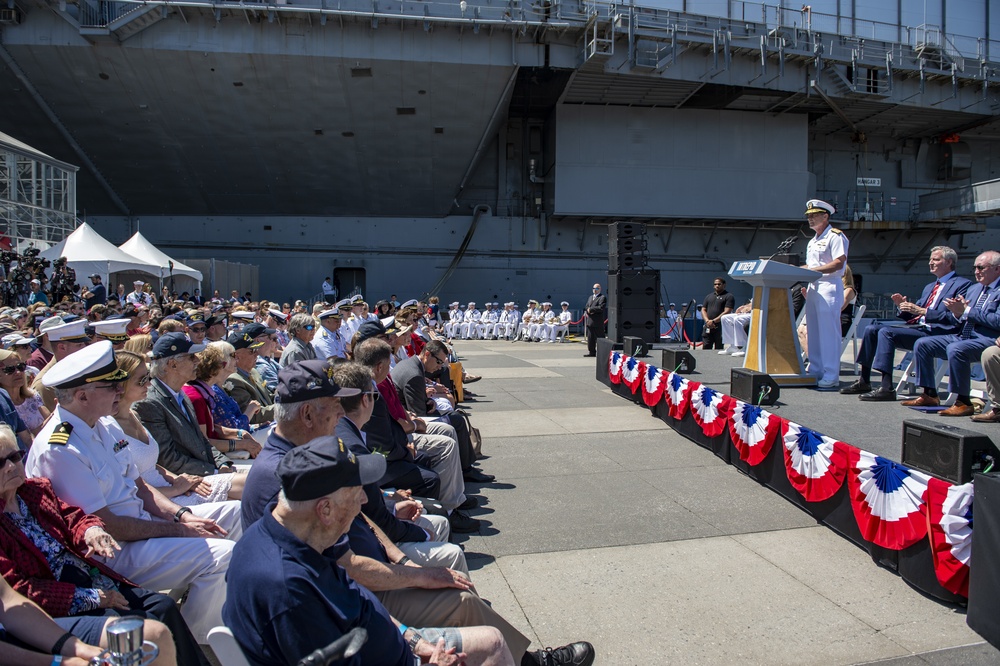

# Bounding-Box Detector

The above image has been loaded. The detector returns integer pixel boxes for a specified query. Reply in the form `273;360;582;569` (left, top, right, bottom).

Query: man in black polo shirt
700;277;735;350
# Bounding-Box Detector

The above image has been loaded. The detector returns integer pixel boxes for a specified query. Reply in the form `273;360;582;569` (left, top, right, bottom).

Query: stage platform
442;338;998;665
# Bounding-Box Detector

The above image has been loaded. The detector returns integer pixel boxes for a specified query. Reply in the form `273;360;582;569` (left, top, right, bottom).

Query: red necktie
907;282;942;324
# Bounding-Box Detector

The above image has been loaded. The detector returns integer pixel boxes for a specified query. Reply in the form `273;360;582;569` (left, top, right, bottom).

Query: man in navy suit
901;250;1000;416
842;246;971;400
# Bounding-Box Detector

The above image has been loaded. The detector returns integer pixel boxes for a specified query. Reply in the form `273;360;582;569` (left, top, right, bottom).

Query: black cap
243;322;275;339
275;359;362;404
228;328;264;351
355;320;387;344
278;435;386;501
151;332;207;359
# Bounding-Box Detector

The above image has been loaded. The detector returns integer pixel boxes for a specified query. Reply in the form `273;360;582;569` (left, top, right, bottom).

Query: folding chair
207;627;251;666
840;304;867;374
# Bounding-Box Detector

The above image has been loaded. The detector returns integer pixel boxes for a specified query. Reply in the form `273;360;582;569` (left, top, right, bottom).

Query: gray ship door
334;268;366;300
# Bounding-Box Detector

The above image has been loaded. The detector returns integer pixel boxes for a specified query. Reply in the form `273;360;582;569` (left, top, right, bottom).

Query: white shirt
806;224;848;282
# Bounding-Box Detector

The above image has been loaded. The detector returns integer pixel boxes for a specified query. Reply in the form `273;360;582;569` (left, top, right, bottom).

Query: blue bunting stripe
846;447;930;550
729;400;781;466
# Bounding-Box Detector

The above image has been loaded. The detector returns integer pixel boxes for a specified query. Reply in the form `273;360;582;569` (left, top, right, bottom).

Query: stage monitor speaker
657;346;696;374
900;419;1000;484
623;336;647;357
730;368;780;407
967;472;1000;648
608;252;649;272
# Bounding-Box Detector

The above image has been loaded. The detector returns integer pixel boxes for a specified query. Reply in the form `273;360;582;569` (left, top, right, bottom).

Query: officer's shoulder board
49;422;73;446
830;227;844;235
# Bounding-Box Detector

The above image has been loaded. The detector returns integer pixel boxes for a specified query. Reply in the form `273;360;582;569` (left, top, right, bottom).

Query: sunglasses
304;325;315;331
189;326;207;333
363;391;381;402
974;265;992;271
1;363;26;375
0;449;24;466
134;374;151;386
433;355;448;365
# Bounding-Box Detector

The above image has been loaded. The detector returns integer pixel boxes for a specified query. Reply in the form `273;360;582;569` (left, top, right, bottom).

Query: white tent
119;232;203;284
40;223;158;284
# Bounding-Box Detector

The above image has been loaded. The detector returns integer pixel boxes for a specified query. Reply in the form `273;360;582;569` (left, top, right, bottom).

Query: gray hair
0;423;16;451
277;488;320;512
977;250;1000;268
274;395;327;424
53;387;79;406
930;246;958;268
288;313;315;336
147;357;170;380
208;340;235;357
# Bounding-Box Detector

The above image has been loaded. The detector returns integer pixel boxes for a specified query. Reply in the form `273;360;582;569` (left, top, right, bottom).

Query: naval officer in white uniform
802;199;849;389
25;340;242;643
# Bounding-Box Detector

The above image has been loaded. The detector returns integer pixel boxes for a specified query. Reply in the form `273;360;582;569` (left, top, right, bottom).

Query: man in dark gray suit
134;333;245;496
583;283;607;357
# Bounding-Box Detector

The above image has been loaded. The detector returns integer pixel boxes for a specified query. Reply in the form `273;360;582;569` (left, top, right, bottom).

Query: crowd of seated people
0;286;594;666
439;300;573;342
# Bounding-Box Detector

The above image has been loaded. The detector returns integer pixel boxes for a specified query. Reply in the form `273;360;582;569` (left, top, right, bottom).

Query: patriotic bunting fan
729;400;781;466
846;448;930;550
641;364;668;407
690;384;733;438
608;351;624;384
926;478;972;597
621;356;645;394
664;371;692;420
781;421;848;502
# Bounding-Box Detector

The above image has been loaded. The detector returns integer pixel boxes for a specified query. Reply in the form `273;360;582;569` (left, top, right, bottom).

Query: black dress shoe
448;510;481;533
839;380;872;395
527;641;596;666
859;387;897;402
583;353;596;357
463;468;496;483
457;495;479;510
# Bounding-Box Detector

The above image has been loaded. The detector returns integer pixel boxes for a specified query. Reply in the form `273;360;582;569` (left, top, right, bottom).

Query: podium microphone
767;235;799;261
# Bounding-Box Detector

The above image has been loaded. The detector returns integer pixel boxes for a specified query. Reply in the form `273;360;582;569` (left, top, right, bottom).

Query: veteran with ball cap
803;197;849;390
151;331;207;359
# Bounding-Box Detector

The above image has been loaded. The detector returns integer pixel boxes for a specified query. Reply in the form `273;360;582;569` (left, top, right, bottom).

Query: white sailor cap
92;319;130;342
318;309;341;320
38;316;65;334
400;299;418;310
133;280;145;286
528;299;538;305
542;302;552;307
1;334;34;348
450;302;460;308
231;311;254;321
560;301;569;306
805;199;835;216
268;309;288;323
336;299;353;310
46;319;90;343
43;340;128;389
467;302;476;307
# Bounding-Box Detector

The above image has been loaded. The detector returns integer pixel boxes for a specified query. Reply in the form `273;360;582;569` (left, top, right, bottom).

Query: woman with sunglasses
183;342;261;460
0;350;48;438
111;351;239;505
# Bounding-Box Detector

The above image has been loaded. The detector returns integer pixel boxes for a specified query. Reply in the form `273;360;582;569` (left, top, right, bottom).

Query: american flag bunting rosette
664;371;692;420
641;364;668;407
926;477;972;597
621;356;645;394
846;447;930;550
781;421;849;502
729;400;781;466
690;384;733;438
608;351;624;384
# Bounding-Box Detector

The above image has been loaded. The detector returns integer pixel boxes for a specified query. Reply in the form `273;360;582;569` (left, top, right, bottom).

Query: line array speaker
608;271;660;344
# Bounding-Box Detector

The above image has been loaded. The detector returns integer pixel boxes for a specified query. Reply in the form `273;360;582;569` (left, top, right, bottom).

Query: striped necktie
960;288;990;338
907;281;942;325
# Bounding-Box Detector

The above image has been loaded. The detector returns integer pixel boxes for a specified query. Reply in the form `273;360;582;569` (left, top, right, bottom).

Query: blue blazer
930;280;1000;340
917;274;973;334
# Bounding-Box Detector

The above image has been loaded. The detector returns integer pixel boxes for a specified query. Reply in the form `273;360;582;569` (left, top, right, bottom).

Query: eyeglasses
189;326;207;333
975;265;993;271
91;381;124;393
134;374;151;386
363;391;381;402
1;363;26;375
433;355;448;365
0;449;24;466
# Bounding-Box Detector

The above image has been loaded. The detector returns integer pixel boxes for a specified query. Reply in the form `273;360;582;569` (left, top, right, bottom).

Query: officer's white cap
560;301;569;306
805;199;835;216
43;340;128;389
38;316;65;334
268;309;288;323
318;309;341;320
400;299;418;309
92;319;129;342
336;299;353;310
231;311;254;321
46;320;90;343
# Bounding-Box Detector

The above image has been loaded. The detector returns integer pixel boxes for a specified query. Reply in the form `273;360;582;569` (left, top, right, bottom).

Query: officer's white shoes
731;349;745;357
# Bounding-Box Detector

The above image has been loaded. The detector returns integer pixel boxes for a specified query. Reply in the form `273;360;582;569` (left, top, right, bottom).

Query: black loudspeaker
608;222;647;241
730;368;780;406
608;271;660;344
623;336;648;357
901;419;1000;484
608;252;650;272
611;237;648;254
657;347;696;374
967;472;1000;648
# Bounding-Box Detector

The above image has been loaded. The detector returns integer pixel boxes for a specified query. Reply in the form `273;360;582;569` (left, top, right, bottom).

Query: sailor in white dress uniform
803;199;849;389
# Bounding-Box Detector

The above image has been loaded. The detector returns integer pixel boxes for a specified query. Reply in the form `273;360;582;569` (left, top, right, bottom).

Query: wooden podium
728;259;821;386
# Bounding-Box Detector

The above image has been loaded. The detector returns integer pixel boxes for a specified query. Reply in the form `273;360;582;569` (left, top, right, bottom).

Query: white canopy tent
39;223;158;285
119;232;203;295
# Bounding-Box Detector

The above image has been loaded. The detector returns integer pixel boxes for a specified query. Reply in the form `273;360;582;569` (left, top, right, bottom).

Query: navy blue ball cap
151;332;206;359
275;359;362;404
278;435;386;501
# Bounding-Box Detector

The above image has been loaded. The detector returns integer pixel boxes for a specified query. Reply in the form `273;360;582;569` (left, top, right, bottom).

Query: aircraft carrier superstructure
2;0;1000;304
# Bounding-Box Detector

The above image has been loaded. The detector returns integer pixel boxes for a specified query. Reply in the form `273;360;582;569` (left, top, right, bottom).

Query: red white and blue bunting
608;352;624;385
781;421;849;503
664;371;693;420
621;356;645;394
641;364;668;407
926;478;973;597
846;448;930;550
689;384;733;438
729;400;781;466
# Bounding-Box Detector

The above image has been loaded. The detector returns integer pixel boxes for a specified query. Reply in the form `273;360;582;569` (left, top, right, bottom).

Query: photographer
48;257;77;306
